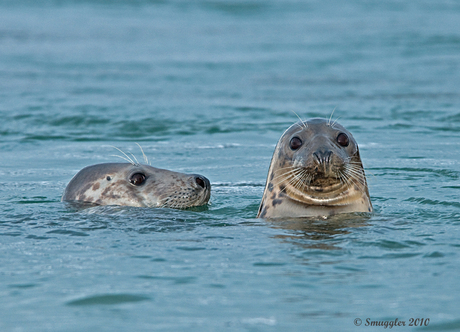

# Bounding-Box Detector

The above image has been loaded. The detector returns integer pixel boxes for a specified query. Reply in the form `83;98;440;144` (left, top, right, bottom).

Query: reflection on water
269;214;371;250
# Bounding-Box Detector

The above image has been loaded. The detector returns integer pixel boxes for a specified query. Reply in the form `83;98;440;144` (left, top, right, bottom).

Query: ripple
405;197;460;209
359;253;422;259
8;283;37;289
25;235;51;240
374;167;459;180
253;262;286;267
202;1;269;15
376;240;411;249
66;294;151;306
137;275;196;285
0;232;22;237
176;246;206;251
46;229;89;237
423;251;445;258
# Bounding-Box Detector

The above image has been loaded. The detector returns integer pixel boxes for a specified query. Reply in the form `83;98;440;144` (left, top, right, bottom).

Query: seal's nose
313;150;332;165
194;175;210;189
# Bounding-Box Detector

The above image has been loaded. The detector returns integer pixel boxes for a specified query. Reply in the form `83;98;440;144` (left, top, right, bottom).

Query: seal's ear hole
337;133;349;147
129;173;146;186
290;137;303;150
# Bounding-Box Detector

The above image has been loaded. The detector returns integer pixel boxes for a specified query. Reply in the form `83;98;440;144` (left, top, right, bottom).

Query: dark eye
129;173;146;186
289;137;302;150
337;133;349;147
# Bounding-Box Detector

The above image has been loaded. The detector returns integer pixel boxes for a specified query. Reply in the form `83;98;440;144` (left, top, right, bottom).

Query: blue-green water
1;1;460;331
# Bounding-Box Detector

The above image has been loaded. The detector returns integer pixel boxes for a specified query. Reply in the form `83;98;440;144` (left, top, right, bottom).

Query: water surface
1;0;460;331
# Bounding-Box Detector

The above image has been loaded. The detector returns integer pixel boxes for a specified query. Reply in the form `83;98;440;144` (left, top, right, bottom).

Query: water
1;0;460;331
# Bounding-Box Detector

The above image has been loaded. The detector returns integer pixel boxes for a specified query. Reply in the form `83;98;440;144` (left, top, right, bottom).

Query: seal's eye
289;137;302;150
337;133;349;147
129;173;146;186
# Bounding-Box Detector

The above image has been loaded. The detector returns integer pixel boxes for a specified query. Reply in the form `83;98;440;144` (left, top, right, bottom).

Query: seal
257;118;372;218
62;163;211;209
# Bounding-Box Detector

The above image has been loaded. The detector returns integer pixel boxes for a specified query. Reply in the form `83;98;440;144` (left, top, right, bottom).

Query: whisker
136;143;150;165
345;164;363;175
340;171;354;189
347;165;367;178
285;167;313;193
271;168;300;184
109;146;136;165
339;171;347;187
343;167;365;187
328;107;337;126
291;110;308;129
346;160;374;179
331;116;341;128
273;172;299;189
130;152;140;165
290;169;304;190
110;154;135;165
272;166;309;185
297;168;311;189
272;174;294;188
272;165;298;172
301;172;311;191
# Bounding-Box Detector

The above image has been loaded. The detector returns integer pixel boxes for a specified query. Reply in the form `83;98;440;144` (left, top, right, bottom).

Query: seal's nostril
325;150;332;163
313;152;321;163
195;177;205;188
314;150;332;164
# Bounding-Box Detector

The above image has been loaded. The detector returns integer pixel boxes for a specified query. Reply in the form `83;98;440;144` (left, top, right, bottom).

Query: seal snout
312;148;335;175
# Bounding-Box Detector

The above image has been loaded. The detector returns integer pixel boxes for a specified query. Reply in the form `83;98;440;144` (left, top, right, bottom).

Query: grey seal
257;118;372;218
62;163;211;209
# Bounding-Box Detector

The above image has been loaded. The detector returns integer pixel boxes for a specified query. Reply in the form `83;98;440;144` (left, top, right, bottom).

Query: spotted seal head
62;163;211;209
257;118;372;218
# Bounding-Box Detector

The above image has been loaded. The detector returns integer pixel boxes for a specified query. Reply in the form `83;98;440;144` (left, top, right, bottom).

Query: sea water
1;0;460;331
